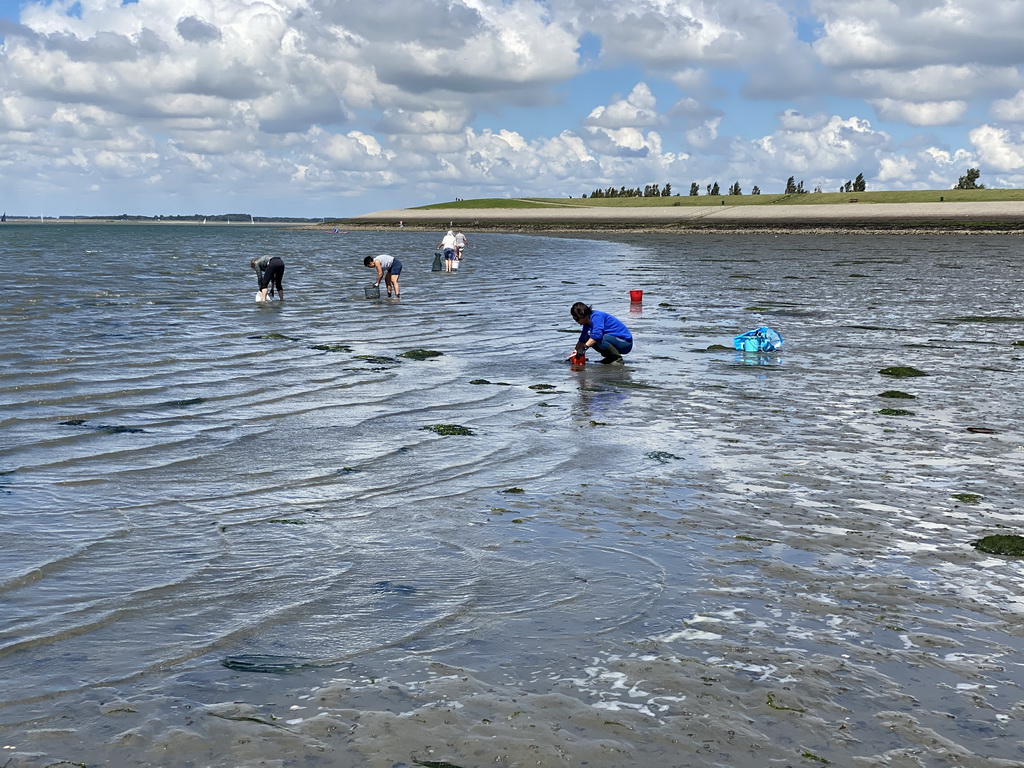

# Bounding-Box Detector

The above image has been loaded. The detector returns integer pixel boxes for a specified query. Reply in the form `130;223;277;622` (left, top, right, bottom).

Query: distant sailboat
202;217;207;224
250;214;255;224
1;212;6;223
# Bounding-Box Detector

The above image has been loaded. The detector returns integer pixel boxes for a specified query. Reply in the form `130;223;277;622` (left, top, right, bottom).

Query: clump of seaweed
952;316;1024;323
267;518;306;525
877;408;914;416
311;344;352;352
421;424;474;436
1013;340;1024;347
879;366;927;378
646;451;682;463
470;379;491;385
354;355;399;365
878;390;916;399
501;487;525;494
951;492;981;503
251;333;298;340
221;654;313;673
401;349;443;360
973;534;1024;556
529;384;556;390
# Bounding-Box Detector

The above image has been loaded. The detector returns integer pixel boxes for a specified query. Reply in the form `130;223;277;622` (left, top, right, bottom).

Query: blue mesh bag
733;326;783;352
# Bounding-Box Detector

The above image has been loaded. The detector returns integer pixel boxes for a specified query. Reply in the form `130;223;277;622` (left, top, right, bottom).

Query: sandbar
340;200;1024;233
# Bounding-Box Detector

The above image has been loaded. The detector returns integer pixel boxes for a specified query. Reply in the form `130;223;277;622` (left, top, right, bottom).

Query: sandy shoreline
339;200;1024;233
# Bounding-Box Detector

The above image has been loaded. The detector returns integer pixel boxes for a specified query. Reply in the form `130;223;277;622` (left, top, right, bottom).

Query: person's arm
373;262;384;285
568;325;594;358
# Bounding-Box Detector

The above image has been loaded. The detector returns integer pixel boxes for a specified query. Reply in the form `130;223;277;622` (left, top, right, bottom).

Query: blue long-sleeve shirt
578;310;632;345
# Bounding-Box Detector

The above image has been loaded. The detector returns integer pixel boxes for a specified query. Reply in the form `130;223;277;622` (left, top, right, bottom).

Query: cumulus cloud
970;124;1024;171
870;98;967;127
991;90;1024;121
583;83;659;129
812;1;1024;69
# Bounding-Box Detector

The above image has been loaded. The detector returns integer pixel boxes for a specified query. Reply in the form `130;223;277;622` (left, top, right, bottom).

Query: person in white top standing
437;230;457;272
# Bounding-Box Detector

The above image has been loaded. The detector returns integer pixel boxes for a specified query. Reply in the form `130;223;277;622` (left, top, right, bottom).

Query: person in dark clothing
567;302;633;365
251;255;285;302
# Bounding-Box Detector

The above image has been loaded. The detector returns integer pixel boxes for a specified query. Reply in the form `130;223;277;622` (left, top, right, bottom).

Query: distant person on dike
251;255;284;302
454;230;468;260
437;230;457;272
567;302;633;365
364;254;402;297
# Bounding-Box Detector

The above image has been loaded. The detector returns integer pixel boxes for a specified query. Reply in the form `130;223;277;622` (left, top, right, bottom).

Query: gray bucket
432;252;443;271
365;284;381;299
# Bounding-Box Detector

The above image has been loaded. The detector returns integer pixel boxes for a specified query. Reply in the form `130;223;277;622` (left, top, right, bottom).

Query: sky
2;0;1024;218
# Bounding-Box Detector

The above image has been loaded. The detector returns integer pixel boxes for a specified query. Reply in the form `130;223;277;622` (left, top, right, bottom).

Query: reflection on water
2;226;1024;766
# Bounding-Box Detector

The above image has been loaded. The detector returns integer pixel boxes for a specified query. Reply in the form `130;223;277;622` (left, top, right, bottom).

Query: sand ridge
344;200;1024;231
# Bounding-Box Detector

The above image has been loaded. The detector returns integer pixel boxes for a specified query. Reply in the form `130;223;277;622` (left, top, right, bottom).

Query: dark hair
250;258;257;268
363;256;374;267
570;302;592;321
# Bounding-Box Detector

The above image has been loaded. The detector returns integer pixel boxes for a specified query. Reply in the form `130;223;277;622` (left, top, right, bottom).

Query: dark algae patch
950;315;1024;323
400;349;444;360
354;355;399;364
951;493;981;504
311;343;353;352
879;366;927;378
878;390;916;399
421;424;474;436
877;408;914;416
529;383;557;390
646;451;682;463
973;534;1024;556
251;332;299;340
221;654;314;673
266;518;307;525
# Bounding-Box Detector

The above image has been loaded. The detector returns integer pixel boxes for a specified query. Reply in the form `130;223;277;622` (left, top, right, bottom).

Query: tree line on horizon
583;169;990;199
584;173;867;199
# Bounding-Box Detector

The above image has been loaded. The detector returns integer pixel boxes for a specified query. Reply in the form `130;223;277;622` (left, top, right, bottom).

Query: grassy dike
331;188;1024;233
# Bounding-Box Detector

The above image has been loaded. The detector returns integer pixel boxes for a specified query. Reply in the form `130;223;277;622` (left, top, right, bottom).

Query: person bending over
568;302;633;364
364;254;402;298
252;255;285;302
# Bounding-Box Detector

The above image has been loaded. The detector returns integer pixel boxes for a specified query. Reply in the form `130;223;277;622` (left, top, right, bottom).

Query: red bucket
629;290;643;303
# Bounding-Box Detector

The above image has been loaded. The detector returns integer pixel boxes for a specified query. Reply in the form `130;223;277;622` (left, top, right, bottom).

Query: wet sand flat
2;226;1023;767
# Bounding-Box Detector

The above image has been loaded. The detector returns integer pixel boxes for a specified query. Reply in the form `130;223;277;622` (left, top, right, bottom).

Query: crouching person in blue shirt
568;302;633;365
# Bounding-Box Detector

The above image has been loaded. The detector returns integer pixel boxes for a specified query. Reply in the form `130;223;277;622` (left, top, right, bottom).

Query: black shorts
261;257;285;290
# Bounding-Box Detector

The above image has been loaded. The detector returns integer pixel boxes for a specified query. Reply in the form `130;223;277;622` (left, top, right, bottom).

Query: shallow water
2;224;1024;767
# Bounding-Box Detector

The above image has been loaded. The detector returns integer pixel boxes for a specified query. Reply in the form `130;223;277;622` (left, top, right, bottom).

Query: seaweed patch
310;344;352;352
972;534;1024;556
646;451;682;463
878;390;916;399
221;654;314;673
251;332;299;341
877;408;914;416
400;349;444;360
879;366;927;378
421;424;475;436
951;493;981;504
